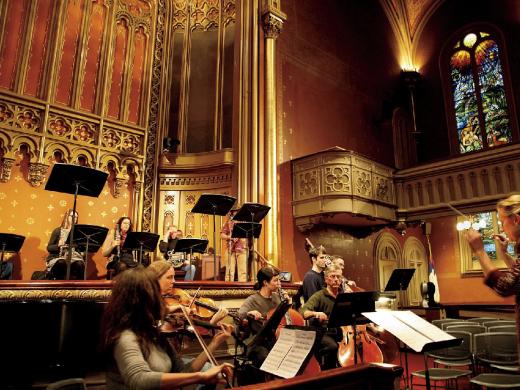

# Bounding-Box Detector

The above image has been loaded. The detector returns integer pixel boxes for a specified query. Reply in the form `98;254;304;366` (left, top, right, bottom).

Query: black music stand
45;164;108;279
231;222;262;281
384;268;416;291
191;194;236;280
123;232;160;265
174;238;209;276
233;203;270;280
0;233;25;276
328;291;379;365
69;225;108;280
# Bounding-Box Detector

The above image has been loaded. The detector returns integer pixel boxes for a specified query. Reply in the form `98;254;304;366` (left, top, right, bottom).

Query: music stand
123;232;160;265
69;225;108;280
384;268;416;291
0;233;25;273
328;291;379;365
231;222;262;281
191;194;236;280
45;164;108;279
174;238;209;275
233;203;270;280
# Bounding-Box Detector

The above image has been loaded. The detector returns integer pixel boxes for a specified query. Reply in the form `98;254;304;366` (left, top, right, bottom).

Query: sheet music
260;328;316;379
363;310;455;352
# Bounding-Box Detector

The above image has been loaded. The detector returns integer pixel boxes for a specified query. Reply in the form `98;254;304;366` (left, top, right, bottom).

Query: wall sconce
400;70;421;135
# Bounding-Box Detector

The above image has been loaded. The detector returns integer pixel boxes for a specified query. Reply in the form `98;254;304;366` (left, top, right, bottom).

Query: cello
336;283;384;367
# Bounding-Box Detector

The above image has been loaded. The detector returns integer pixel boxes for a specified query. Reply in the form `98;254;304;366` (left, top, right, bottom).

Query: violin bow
179;305;233;388
445;202;470;219
188;286;202;310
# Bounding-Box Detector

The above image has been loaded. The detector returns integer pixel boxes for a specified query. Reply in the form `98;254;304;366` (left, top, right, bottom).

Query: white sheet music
260;328;316;379
363;310;455;352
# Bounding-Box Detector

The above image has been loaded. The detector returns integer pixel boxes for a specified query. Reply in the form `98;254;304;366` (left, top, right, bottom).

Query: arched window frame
440;23;519;155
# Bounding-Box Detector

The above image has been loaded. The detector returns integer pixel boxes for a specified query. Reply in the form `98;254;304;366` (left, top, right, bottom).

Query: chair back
46;378;87;390
488;325;517;333
427;330;472;361
444;324;486;338
441;321;478;330
469;317;500;325
432;318;461;328
474;332;518;366
483;320;516;329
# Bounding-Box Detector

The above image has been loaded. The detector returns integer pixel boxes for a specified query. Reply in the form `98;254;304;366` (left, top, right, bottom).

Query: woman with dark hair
46;209;84;279
237;267;284;370
102;216;135;278
101;267;233;390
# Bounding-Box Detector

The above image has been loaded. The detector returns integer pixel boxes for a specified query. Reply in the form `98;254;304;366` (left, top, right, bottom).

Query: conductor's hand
464;229;484;253
199;363;234;384
493;233;509;253
247;310;263;321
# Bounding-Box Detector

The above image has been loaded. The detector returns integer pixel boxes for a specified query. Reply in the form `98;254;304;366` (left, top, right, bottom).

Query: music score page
260;328;316;378
363;310;455;352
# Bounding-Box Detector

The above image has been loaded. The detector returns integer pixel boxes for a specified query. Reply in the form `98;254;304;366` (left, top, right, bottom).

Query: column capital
261;6;286;39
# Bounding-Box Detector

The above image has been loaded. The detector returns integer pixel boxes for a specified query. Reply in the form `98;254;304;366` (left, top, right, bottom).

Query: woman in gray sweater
101;267;233;389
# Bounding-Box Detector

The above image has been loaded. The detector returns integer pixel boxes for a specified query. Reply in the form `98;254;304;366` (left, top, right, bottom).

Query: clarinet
115;223;121;258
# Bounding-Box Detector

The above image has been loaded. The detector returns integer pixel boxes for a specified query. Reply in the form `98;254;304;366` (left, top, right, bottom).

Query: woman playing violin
148;260;228;324
101;266;233;390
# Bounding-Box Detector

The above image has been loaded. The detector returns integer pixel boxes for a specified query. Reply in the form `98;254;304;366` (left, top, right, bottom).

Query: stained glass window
449;31;512;153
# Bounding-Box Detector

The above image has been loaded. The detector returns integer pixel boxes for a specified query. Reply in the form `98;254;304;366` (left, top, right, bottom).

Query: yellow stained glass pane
463;33;478;48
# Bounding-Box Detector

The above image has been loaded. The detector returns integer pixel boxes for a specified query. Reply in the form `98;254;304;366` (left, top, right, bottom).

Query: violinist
301;245;328;302
238;267;285;368
102;216;136;278
301;265;344;370
148;260;228;324
331;255;359;293
101;266;233;390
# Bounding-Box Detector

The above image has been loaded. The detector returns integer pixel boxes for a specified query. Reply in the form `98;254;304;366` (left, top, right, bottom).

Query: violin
165;287;240;323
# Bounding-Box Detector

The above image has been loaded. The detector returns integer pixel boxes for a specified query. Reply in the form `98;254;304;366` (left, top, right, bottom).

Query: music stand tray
174;238;209;255
123;232;160;264
0;233;25;266
327;291;379;328
384;268;416;291
191;194;236;216
45;163;108;197
231;222;262;239
232;203;270;223
68;225;108;280
0;233;25;253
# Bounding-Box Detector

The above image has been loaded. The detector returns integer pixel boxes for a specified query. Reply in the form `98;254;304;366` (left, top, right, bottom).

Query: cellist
237;267;287;369
300;265;344;370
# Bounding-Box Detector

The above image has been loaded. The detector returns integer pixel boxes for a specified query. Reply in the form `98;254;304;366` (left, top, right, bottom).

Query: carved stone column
261;2;286;263
28;162;49;187
0;157;15;182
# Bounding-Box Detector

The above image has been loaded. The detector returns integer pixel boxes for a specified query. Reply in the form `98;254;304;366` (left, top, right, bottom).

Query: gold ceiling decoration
379;0;445;70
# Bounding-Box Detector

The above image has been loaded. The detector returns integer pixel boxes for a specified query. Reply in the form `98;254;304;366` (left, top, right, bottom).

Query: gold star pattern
30;194;37;199
47;204;54;211
45;230;51;236
103;190;109;196
11;200;18;207
123;193;129;199
14;176;21;182
101;211;107;218
7;226;15;232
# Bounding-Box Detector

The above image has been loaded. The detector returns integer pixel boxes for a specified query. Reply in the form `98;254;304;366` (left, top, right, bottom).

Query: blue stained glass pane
451;50;483;153
476;39;512;148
